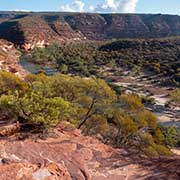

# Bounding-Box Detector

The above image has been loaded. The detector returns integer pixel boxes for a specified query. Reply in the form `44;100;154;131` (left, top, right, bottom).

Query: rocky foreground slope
0;39;27;77
0;12;180;49
0;125;179;180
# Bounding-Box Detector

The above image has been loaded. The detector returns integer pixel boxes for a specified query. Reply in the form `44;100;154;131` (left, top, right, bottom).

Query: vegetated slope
0;71;179;179
0;12;180;49
26;37;180;86
100;38;180;85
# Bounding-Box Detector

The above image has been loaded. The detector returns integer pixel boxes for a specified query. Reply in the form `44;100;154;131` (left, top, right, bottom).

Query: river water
19;57;58;76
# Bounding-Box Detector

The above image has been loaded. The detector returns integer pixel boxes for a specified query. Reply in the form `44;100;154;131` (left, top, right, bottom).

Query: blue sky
0;0;180;15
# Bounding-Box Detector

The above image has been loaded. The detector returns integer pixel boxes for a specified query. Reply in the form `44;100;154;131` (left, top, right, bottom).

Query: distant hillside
0;12;180;49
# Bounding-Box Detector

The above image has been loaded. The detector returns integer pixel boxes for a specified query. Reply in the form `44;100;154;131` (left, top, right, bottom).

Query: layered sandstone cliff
0;12;180;49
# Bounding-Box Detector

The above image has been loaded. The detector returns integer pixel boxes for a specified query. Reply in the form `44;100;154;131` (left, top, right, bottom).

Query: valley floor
104;68;180;129
19;57;180;129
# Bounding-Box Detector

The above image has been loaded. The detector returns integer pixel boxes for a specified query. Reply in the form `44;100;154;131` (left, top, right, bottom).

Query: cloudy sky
0;0;180;15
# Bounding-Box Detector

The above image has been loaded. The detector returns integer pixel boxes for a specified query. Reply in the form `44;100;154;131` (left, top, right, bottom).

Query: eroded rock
0;128;178;180
0;39;27;77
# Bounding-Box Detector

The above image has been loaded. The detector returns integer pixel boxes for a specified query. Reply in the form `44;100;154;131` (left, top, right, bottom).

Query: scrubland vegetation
19;38;180;156
0;71;179;157
26;37;180;86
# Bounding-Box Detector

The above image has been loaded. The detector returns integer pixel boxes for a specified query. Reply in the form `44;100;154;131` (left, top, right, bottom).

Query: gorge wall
0;12;180;49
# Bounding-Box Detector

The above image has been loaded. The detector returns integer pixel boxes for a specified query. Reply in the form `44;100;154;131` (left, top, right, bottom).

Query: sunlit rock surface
0;127;179;180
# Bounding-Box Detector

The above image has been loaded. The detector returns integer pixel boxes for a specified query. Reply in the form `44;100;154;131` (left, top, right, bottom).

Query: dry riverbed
104;68;180;129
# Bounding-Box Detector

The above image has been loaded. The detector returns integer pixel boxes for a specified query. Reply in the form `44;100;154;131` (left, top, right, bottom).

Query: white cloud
13;9;31;12
88;5;95;12
59;0;139;13
94;0;139;13
121;0;139;13
60;0;85;12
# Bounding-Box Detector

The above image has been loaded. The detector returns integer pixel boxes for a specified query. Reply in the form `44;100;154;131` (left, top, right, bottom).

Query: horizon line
0;10;179;16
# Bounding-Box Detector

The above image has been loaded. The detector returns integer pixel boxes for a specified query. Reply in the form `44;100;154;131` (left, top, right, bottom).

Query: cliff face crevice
0;21;25;45
0;12;180;49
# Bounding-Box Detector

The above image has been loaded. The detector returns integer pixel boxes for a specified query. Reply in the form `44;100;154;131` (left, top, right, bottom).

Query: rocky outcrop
0;127;179;180
0;161;72;180
0;122;20;137
0;13;86;50
0;39;27;77
65;13;180;39
0;12;180;49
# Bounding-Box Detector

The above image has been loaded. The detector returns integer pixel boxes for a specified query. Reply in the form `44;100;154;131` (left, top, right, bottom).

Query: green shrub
153;144;172;156
160;125;180;147
142;146;159;157
0;91;71;128
153;128;164;144
0;71;29;95
118;94;144;113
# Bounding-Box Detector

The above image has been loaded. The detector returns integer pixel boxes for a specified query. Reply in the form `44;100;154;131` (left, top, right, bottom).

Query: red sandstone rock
0;122;20;137
0;39;27;78
0;129;178;180
1;13;180;50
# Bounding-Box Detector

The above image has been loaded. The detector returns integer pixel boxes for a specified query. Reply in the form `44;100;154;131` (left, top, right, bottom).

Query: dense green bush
160;125;180;147
0;71;29;95
0;91;71;128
